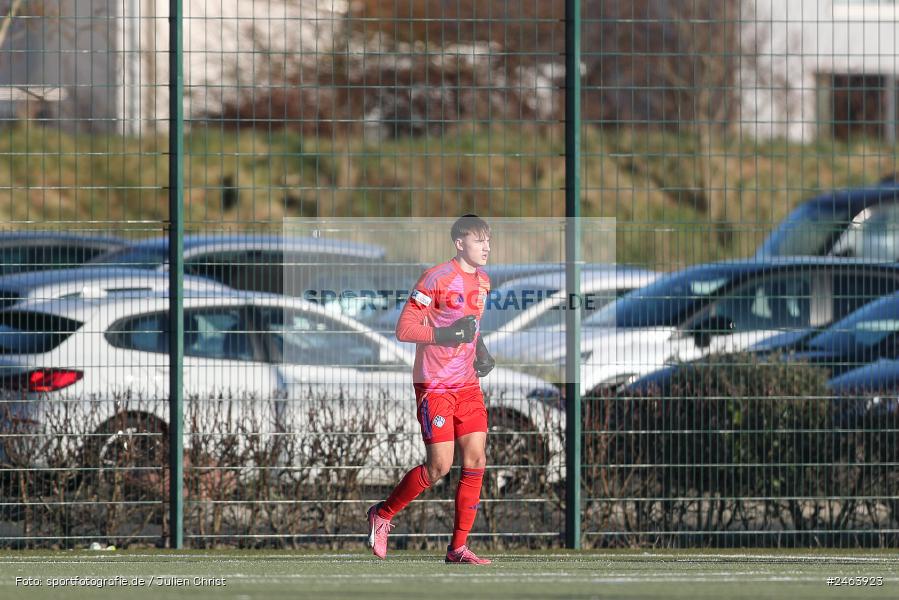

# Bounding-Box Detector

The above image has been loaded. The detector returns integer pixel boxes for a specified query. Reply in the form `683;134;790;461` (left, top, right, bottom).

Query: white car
0;267;231;309
483;266;659;360
0;291;562;486
508;258;899;394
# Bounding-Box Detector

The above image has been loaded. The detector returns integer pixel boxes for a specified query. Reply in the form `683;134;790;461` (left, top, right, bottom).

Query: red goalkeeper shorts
414;385;488;445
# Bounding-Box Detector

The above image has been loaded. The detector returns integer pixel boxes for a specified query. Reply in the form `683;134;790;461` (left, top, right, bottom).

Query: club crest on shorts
432;415;446;428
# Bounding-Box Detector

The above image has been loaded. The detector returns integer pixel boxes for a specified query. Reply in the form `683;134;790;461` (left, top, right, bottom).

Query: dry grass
0;123;896;268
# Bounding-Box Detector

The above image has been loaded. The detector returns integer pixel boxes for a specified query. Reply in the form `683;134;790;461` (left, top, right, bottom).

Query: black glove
474;336;495;377
433;315;477;346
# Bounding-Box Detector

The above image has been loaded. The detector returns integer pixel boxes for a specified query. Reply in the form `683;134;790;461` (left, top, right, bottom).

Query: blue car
830;358;899;393
90;233;386;291
627;290;899;395
628;292;899;425
828;359;899;421
783;292;899;377
756;179;899;260
0;231;125;276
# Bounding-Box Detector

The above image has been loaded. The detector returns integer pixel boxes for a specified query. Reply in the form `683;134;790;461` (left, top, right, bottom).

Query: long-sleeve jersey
396;257;491;393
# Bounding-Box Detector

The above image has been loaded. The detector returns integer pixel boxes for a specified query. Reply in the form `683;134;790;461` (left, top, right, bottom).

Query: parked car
528;258;899;394
0;231;125;276
708;294;899;377
632;289;899;395
90;233;385;287
625;359;899;429
0;291;562;485
756;179;899;260
828;359;899;424
770;291;899;378
0;267;231;309
483;266;660;359
829;358;899;395
89;234;397;320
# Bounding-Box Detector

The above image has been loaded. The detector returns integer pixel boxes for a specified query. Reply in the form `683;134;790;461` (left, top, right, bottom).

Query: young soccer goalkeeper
367;214;496;565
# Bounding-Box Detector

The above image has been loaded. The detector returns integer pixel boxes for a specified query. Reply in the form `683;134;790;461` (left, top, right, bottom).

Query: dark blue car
627;289;899;396
783;292;899;377
756;179;899;260
0;231;125;276
828;359;899;422
628;293;899;423
829;359;899;397
90;233;386;290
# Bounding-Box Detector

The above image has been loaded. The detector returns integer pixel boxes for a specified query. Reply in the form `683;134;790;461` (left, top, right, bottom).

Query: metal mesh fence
0;0;897;549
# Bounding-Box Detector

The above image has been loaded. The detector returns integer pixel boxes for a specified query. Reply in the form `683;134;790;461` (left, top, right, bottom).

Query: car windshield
808;295;899;352
0;311;83;354
757;201;855;257
90;247;167;269
584;268;735;328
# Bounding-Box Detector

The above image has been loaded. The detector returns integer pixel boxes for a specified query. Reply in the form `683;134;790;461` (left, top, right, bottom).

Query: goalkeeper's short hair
451;214;490;243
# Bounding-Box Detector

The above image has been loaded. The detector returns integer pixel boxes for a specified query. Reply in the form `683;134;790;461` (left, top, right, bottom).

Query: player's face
456;230;491;267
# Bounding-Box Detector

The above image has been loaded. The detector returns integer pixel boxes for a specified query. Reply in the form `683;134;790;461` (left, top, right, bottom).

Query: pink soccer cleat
367;503;394;559
445;544;492;565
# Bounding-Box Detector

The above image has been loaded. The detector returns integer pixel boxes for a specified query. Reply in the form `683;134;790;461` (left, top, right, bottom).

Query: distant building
4;0;899;142
741;0;899;142
0;0;345;135
0;0;117;133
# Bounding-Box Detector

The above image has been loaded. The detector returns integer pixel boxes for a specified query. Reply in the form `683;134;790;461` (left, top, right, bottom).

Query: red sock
451;467;485;550
378;464;431;520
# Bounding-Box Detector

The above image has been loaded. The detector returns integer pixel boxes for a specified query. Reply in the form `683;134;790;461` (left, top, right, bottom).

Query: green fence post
564;0;582;550
167;0;185;550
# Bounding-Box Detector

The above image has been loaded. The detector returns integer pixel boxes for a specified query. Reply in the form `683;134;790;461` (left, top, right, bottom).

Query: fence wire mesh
0;0;897;549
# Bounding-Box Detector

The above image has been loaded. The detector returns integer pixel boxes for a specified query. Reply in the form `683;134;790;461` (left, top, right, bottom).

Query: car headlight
869;396;899;416
832;394;899;427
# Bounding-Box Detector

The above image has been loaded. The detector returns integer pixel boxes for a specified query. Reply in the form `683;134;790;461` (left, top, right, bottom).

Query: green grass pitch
0;549;896;599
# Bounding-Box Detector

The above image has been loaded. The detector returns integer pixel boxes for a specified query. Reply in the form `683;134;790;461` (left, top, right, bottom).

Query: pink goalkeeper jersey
395;258;491;394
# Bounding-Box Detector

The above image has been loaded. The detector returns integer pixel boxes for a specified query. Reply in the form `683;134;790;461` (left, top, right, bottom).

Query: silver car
0;267;231;309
